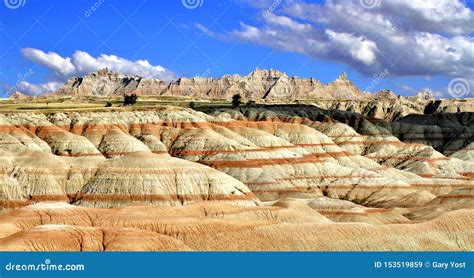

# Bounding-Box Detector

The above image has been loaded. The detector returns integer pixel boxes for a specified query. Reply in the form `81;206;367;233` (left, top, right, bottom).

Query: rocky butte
52;68;474;120
55;68;370;100
0;69;472;251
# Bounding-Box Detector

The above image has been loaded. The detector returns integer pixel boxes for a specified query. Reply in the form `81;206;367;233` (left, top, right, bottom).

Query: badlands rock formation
0;202;472;251
55;68;368;100
8;91;30;100
57;68;169;97
221;105;474;156
0;106;472;251
52;68;474;121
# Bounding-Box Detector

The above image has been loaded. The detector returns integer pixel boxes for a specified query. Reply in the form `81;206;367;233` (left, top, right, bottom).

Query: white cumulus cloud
69;50;176;80
21;48;75;79
200;0;474;97
16;48;177;95
16;81;64;96
325;30;378;66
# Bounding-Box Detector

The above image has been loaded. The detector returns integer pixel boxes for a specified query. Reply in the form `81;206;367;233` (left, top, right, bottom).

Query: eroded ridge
0;106;472;251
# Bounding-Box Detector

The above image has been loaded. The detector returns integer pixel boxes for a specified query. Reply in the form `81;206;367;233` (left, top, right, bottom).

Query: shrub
105;102;112;107
123;93;138;106
232;94;241;108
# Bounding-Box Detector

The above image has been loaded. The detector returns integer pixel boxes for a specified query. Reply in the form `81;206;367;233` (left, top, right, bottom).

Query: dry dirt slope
0;106;472;251
0;202;471;251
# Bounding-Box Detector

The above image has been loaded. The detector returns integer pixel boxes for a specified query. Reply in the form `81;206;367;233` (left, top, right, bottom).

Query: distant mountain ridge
53;68;418;100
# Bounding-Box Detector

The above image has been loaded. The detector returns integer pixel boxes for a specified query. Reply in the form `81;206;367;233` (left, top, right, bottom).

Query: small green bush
124;93;138;106
232;94;241;108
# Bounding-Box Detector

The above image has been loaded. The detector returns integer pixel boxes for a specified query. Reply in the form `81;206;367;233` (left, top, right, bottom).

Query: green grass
0;96;236;114
1;95;386;114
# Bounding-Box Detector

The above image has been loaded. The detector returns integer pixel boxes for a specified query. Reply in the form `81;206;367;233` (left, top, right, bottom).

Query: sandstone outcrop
54;68;371;100
0;202;471;251
8;91;29;100
56;68;168;97
218;105;474;161
50;69;474;123
0;105;471;251
0;107;471;209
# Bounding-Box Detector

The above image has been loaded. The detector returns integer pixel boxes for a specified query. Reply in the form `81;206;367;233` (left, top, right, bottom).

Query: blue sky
0;0;473;97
